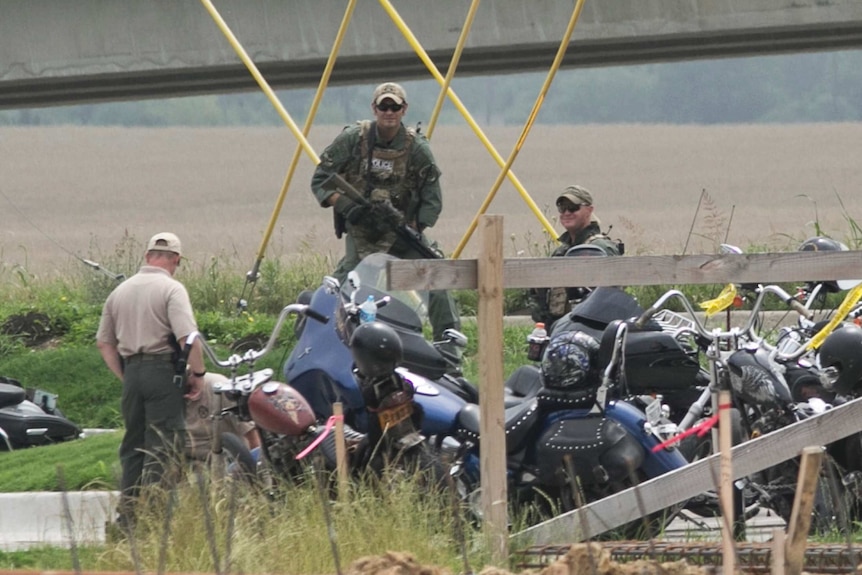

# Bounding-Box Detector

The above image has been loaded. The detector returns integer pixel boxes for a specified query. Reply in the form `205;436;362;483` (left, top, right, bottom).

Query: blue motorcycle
284;254;543;441
447;314;689;532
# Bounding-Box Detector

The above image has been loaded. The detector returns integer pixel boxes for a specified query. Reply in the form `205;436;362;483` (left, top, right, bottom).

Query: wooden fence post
718;389;735;573
477;215;508;564
785;446;824;575
333;402;349;498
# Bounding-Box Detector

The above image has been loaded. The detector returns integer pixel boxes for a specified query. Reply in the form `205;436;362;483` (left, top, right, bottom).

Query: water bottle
358;295;377;324
526;322;550;362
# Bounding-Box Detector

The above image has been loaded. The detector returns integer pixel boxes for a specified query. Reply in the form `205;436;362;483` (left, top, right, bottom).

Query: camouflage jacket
311;121;443;230
530;221;621;328
551;221;621;257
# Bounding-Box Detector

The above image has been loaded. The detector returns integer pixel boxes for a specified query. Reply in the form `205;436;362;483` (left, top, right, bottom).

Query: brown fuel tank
247;381;316;436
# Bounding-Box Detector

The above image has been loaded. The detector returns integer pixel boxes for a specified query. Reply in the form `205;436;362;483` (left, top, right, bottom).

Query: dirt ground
346;545;713;575
1;123;861;275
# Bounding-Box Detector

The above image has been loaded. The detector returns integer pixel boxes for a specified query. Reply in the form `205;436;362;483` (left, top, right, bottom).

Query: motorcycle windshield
341;253;430;330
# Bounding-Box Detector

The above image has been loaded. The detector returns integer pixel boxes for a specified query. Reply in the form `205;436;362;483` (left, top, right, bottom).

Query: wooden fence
387;215;862;564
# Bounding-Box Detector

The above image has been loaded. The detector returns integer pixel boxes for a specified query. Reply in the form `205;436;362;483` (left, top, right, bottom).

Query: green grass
3;230;862;569
0;432;121;491
0;470;499;574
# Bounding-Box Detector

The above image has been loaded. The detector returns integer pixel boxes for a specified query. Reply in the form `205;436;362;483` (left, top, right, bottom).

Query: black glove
333;194;367;225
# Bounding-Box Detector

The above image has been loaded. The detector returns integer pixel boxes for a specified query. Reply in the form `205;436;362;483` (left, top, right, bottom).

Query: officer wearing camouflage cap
530;184;622;328
310;82;461;346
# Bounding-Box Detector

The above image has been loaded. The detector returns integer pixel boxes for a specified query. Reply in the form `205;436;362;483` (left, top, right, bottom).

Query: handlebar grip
634;307;657;329
305;308;330;324
787;297;814;320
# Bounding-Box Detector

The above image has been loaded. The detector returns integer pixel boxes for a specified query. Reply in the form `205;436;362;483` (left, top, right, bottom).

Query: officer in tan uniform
530;185;622;328
96;232;206;526
310;82;460;344
185;372;259;464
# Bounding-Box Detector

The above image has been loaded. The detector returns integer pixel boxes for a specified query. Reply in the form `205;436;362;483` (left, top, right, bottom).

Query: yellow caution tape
805;283;862;350
699;284;738;318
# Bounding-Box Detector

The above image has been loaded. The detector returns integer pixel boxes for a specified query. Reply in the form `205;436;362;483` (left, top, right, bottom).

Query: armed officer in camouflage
530;185;622;329
310;82;461;344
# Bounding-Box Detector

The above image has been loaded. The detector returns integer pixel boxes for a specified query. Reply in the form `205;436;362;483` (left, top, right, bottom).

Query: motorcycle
635;283;862;533
284;254;542;442
446;312;690;534
0;375;82;450
194;301;444;484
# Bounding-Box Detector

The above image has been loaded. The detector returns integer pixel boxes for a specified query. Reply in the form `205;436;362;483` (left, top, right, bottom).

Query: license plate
378;402;414;429
645;397;663;428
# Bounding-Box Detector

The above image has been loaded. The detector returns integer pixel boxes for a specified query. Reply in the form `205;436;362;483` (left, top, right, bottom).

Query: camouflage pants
334;233;461;341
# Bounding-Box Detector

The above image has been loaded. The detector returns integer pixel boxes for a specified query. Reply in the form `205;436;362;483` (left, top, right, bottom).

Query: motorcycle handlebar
637;285;814;347
198;303;329;370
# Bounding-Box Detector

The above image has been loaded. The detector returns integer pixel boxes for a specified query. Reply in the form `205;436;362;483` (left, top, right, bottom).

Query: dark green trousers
333;233;461;341
119;359;186;511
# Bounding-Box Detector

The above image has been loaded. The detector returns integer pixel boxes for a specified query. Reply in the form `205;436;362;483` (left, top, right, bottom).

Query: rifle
321;173;442;260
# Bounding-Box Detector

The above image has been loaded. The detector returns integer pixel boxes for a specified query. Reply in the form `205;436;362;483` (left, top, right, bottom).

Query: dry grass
1;123;860;275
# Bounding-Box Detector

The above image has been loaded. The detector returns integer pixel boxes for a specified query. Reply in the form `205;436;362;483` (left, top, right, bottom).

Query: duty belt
125;353;174;364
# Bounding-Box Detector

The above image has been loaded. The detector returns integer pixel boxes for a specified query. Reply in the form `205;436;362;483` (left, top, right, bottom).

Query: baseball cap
372;82;407;105
146;232;182;256
556;185;593;207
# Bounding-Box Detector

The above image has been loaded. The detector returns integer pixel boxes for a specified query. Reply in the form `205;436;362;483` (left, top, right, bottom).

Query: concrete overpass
2;0;862;110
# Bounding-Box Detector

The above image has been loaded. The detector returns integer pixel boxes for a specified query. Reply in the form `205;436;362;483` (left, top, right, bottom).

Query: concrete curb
0;491;118;550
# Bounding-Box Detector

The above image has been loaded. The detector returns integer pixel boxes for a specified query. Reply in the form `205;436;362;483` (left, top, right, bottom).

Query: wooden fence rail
387;216;862;564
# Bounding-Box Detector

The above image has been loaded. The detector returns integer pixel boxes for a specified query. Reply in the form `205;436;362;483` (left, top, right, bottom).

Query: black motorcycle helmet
818;324;862;396
541;330;598;390
798;236;849;293
350;321;403;379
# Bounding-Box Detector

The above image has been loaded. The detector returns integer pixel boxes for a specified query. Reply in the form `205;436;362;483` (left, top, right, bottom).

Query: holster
167;333;190;391
333;210;346;239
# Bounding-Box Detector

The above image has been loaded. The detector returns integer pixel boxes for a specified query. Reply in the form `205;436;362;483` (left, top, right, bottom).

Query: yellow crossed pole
424;0;481;141
378;0;558;257
458;0;586;259
199;0;320;166
199;0;355;293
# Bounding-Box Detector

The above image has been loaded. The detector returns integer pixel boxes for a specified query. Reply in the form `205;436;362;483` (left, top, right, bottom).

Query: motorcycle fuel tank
248;381;316;436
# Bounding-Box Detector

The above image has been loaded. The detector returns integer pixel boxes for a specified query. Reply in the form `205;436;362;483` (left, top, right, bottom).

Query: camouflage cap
146;232;182;256
556;185;593;207
372;82;407;105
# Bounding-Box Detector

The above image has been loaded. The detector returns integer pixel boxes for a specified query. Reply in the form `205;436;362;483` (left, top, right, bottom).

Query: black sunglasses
557;203;582;214
376;102;403;112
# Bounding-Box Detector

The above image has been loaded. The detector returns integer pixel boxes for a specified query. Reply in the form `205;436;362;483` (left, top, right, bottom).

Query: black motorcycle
0;376;82;450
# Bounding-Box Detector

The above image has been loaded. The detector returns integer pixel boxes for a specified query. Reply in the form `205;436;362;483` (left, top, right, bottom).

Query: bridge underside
2;0;862;109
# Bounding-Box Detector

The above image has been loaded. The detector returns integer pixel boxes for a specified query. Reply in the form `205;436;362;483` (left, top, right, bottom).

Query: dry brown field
1;123;860;275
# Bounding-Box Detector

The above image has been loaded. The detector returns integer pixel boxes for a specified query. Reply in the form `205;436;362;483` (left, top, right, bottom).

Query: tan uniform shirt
185;373;256;461
96;266;198;357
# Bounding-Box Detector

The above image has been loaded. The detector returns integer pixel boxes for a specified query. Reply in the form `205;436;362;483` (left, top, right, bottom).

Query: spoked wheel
807;456;855;535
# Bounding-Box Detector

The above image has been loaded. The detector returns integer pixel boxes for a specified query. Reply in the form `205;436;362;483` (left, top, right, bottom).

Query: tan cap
146;232;182;256
372;82;407;105
556;184;593;207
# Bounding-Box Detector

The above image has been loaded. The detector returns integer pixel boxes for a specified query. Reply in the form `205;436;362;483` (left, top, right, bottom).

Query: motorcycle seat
504;365;543;407
535;386;597;412
455;399;540;455
0;383;26;410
